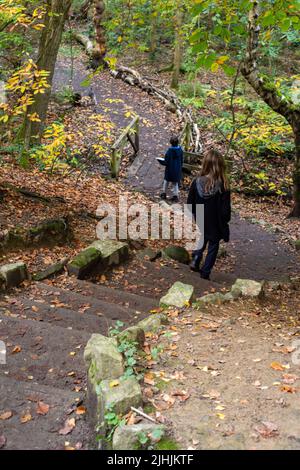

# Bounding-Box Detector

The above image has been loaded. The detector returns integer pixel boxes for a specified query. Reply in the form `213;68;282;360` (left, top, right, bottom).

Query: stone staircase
0;258;233;450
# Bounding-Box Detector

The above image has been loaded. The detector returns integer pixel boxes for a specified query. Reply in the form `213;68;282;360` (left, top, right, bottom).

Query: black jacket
187;176;231;242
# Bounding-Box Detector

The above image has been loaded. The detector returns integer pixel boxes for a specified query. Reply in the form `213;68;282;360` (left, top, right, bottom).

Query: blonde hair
200;149;229;192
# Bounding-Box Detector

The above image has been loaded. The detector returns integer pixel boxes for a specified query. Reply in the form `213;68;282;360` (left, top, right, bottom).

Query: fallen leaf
282;373;299;384
254;421;279;438
20;412;32;424
144;372;155;386
280;385;297;393
272;346;296;354
109;380;120;388
271;361;285;371
208;390;221;399
0;411;12;420
76;406;86;415
36;401;50;416
12;345;21;354
59;418;76;435
126;411;136;426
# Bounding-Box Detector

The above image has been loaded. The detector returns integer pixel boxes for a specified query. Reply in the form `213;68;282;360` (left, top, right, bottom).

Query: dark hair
170;135;179;147
200;149;229;191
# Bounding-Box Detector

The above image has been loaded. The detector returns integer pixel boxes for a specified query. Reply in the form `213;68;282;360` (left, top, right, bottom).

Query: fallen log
73;33;203;153
73;31;94;56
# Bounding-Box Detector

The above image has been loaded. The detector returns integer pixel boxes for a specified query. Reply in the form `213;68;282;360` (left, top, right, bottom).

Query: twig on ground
131;406;157;423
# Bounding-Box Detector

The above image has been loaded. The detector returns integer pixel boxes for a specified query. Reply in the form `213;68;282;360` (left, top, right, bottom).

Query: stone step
22;282;139;322
1;297;109;334
0;315;90;391
103;259;235;300
53;279;158;313
0;375;91;450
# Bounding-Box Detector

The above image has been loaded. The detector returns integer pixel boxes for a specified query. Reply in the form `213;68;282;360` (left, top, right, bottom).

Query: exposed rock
0;218;71;253
100;376;142;416
117;326;145;348
84;334;124;384
0;262;28;289
33;258;68;281
161;245;190;264
68;240;129;279
28;218;70;245
223;292;234;301
137;314;168;333
160;282;194;308
90;240;129;271
67;247;102;279
197;292;230;305
295;240;300;251
137;248;160;261
113;423;165;450
230;278;265;299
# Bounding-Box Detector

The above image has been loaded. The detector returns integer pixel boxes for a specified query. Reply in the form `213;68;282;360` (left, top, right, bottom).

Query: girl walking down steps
187;149;231;280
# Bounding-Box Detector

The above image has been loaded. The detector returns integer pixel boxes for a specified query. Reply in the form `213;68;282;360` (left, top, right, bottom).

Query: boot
200;271;210;280
190;254;201;272
160;192;167;200
171;195;179;203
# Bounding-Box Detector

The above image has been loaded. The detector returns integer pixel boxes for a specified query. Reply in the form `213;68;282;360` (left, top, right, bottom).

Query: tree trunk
21;0;72;147
290;122;300;217
149;11;158;59
171;6;184;89
241;0;300;217
92;0;106;66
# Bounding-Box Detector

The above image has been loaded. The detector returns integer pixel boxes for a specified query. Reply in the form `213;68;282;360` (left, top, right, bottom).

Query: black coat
187;176;231;242
164;146;183;183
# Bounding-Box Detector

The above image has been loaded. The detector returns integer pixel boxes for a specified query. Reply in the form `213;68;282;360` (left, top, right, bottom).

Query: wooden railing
110;115;140;178
180;120;203;172
182;150;202;172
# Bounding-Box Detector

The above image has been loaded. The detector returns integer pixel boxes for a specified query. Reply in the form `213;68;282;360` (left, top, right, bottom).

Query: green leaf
190;30;203;44
223;65;236;76
151;428;164;441
138;432;148;445
192;41;208;53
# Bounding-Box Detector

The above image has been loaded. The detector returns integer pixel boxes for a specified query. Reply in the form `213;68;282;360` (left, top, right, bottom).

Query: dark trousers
193;239;220;277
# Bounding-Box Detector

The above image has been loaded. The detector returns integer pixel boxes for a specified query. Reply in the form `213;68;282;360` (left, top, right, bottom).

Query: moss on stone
70;247;100;269
156;438;179;450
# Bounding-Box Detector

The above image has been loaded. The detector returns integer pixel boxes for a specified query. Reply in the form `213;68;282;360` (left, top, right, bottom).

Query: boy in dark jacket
187;149;231;280
160;136;183;203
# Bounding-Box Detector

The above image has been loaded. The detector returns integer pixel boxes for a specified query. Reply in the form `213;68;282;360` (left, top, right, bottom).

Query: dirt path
53;56;179;193
53;56;299;282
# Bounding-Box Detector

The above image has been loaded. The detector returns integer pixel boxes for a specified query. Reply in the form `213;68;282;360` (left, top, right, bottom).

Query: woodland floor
0;51;300;450
144;285;300;450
